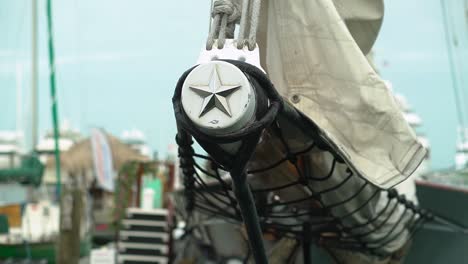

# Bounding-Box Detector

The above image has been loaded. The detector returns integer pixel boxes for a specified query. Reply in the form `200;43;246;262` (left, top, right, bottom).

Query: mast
46;0;62;197
440;0;468;144
16;63;23;148
31;0;38;150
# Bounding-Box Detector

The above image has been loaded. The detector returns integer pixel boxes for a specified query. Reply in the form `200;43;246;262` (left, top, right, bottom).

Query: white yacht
121;128;152;158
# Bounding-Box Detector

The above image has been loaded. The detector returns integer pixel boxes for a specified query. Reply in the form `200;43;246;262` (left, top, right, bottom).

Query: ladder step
120;231;169;239
118;247;167;257
126;208;168;216
125;213;167;222
119;237;166;245
118;208;171;263
121;220;168;233
117;254;168;264
118;242;169;252
122;219;168;227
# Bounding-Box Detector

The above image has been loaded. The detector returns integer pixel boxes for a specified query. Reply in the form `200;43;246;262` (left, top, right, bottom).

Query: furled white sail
256;0;427;188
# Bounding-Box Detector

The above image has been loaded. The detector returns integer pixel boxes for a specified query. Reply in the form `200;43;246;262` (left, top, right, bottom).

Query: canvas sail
256;0;427;188
172;0;428;261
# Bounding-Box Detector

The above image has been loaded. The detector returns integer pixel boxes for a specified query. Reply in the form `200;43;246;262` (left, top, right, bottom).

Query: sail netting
174;130;430;259
171;60;440;262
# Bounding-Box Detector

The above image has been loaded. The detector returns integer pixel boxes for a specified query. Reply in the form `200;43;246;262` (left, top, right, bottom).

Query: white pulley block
197;39;265;72
181;60;256;136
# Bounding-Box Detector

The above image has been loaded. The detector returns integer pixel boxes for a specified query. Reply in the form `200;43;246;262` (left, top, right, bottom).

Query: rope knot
212;0;242;23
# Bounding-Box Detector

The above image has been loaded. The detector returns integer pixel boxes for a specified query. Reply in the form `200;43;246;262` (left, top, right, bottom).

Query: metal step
120;231;169;239
126;208;168;222
118;247;166;257
121;219;168;233
125;213;167;222
117;254;168;264
126;208;168;215
118;242;169;253
118;208;171;262
122;219;168;227
118;242;169;256
119;231;169;244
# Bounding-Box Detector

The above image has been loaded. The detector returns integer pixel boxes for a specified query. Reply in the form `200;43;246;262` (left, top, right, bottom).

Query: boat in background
0;131;23;169
388;87;468;262
407;0;468;259
0;131;28;206
0;200;91;263
121;128;152;158
36;120;83;201
0;123;91;263
409;123;468;262
455;128;468;170
36;120;82;155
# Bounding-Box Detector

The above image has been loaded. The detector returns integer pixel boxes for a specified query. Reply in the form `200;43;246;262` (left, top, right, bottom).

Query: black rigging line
335;189;381;220
441;0;468;138
448;0;468;127
342;192;394;230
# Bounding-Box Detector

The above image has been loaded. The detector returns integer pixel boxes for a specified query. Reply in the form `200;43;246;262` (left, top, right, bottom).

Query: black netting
173;60;465;262
176;129;431;257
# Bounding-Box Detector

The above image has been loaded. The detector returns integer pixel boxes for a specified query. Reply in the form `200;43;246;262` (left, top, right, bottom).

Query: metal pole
58;177;82;264
231;172;268;264
46;0;62;198
15;64;23;149
31;0;38;150
303;223;311;264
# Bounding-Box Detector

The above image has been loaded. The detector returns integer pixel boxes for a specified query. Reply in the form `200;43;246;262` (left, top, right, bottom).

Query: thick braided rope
206;0;261;50
206;0;242;49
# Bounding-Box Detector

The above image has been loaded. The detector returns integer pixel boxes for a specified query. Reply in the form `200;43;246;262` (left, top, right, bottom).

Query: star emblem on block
189;66;241;117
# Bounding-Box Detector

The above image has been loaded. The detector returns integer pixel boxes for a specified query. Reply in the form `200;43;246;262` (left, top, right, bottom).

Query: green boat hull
405;181;468;263
0;236;91;263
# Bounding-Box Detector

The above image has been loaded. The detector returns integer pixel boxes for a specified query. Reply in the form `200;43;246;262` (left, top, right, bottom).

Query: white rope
217;14;229;48
247;0;261;51
208;0;214;34
206;0;262;51
206;14;221;50
206;0;242;50
236;0;250;49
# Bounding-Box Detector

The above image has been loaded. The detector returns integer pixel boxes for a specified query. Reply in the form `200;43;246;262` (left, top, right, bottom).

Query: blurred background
0;0;465;167
1;0;468;263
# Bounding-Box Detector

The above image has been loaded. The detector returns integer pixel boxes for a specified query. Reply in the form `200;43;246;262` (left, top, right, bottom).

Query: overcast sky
0;0;467;169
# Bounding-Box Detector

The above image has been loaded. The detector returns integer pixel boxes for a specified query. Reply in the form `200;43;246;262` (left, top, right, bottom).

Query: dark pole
228;135;268;264
231;173;268;264
303;223;311;264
